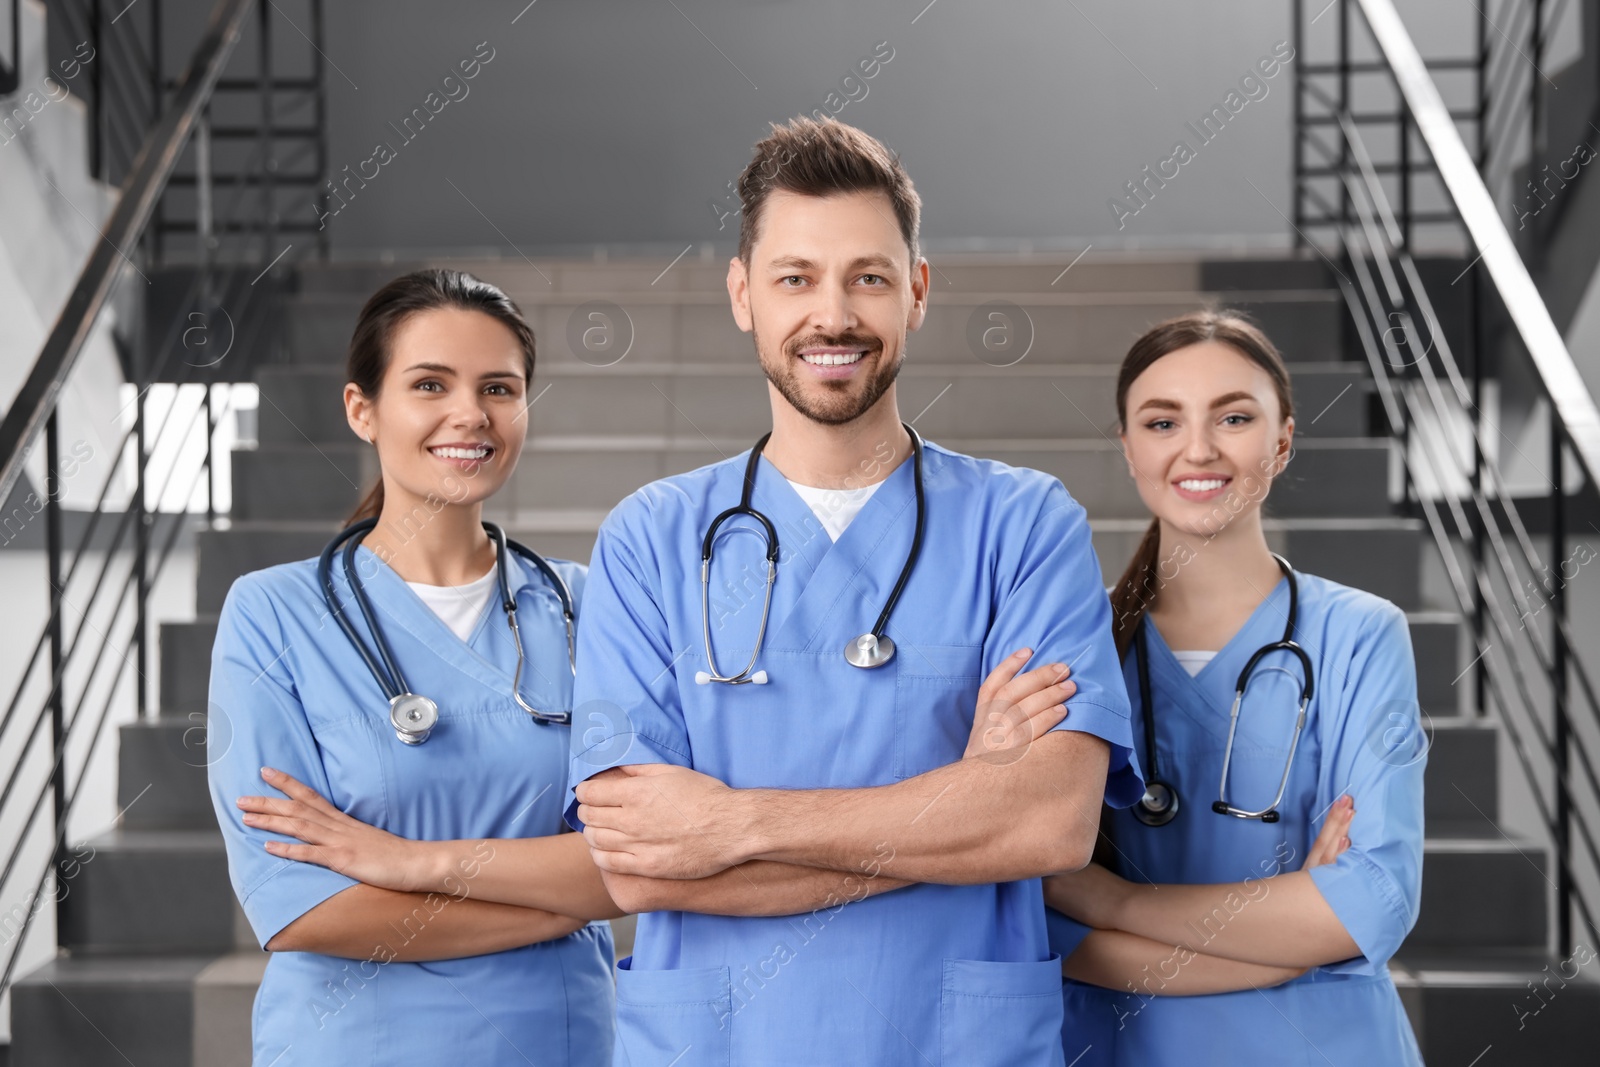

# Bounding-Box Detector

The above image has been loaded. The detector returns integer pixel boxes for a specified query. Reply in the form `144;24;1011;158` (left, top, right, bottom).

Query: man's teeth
432;446;490;460
1179;478;1227;492
802;352;864;366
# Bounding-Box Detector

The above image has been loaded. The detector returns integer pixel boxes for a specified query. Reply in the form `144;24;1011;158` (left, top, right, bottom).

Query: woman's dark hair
344;269;536;523
1108;310;1294;657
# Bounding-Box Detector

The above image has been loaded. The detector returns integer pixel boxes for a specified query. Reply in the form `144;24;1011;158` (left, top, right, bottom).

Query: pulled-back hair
344;269;536;523
1108;310;1295;657
736;115;922;265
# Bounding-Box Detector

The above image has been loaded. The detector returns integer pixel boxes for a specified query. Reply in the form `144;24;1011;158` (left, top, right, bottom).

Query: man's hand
576;764;751;879
964;649;1075;761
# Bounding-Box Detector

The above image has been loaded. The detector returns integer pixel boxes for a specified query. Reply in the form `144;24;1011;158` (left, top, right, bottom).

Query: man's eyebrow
1134;391;1262;413
766;254;902;273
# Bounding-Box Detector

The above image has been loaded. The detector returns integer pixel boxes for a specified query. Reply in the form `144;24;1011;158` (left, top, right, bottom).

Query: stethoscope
317;518;577;744
1129;554;1314;826
694;424;927;685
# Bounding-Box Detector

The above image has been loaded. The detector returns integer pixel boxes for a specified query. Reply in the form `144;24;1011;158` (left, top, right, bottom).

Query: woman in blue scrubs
1045;311;1426;1066
207;269;619;1066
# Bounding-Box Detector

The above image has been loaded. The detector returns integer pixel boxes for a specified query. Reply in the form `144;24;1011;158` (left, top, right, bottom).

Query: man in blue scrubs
568;116;1143;1066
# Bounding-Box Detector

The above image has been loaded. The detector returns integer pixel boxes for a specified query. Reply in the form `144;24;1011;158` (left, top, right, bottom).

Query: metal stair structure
5;250;1595;1063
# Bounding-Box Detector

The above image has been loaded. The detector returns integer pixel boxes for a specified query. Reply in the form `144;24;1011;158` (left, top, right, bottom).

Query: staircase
4;249;1593;1063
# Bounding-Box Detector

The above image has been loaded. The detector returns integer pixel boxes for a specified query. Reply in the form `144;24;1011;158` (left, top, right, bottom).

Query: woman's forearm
1112;872;1359;969
266;883;588;960
413;833;625;920
1063;929;1304;996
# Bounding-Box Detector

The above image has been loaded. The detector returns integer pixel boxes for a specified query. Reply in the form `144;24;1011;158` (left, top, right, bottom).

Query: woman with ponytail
207;270;620;1066
1048;311;1426;1065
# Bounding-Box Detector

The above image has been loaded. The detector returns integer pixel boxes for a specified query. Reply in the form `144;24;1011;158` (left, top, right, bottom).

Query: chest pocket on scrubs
894;644;983;780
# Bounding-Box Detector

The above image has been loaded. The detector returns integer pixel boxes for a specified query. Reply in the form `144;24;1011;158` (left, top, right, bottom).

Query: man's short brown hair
736;116;922;266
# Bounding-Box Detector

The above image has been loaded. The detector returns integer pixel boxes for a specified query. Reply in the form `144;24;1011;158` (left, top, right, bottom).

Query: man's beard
758;330;905;426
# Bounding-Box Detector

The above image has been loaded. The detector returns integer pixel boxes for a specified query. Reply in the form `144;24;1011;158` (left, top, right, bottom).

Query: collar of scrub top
317;517;577;744
1129;552;1315;825
693;422;927;686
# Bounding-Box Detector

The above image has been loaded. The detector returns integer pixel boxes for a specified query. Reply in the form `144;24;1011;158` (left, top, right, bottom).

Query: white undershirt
1171;650;1217;677
406;553;498;642
786;478;886;542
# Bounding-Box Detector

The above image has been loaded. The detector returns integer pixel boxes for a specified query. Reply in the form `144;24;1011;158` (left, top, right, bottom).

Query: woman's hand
965;649;1075;761
1302;794;1355;870
239;768;437;893
1043;861;1131;930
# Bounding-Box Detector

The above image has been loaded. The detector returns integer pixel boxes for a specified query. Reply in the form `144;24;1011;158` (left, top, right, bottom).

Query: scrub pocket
894;644;983;779
613;957;732;1066
940;955;1067;1067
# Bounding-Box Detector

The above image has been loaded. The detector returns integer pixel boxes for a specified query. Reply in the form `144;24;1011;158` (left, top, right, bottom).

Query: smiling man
566;116;1143;1066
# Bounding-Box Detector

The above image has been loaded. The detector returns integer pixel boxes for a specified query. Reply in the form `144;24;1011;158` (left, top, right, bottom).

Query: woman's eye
416;380;443;393
1147;419;1175;432
1222;414;1254;427
485;383;512;397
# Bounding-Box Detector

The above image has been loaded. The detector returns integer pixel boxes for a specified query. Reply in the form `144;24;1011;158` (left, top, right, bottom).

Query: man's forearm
604;857;911;917
732;732;1108;884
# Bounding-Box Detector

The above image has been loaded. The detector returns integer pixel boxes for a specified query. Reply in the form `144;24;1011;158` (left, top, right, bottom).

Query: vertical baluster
44;413;68;948
1552;416;1572;957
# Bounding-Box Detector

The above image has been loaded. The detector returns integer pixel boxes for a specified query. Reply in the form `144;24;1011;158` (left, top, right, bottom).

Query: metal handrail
1355;0;1600;484
0;0;254;510
1298;0;1600;958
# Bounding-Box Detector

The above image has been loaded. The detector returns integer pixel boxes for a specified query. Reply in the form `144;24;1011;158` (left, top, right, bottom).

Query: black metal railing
1294;0;1600;959
0;0;326;1003
1;0;19;95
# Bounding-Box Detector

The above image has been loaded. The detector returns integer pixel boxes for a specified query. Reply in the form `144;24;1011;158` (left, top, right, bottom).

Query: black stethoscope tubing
317;518;577;741
697;423;925;683
1130;553;1314;826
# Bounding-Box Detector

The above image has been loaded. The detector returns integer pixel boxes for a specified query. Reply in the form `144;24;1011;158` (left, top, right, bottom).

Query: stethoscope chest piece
844;632;896;669
390;692;439;745
1134;777;1180;827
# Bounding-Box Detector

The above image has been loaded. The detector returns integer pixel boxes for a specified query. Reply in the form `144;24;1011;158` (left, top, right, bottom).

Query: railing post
1552;416;1572;956
258;0;276;262
44;413;68;949
134;355;150;722
1292;0;1304;245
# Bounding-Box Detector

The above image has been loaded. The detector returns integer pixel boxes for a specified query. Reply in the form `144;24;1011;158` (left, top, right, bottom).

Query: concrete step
292;253;1224;299
282;288;1353;367
117;721;218;831
255;361;1373;447
1423;719;1500;824
1393;949;1600;1066
9;954;220;1067
192;513;1429;615
1406;832;1549;951
226;433;1395;531
62;830;235;956
159;619;218;720
230;445;368;522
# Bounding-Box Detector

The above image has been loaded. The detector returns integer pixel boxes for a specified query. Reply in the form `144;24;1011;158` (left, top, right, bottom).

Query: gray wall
309;0;1313;258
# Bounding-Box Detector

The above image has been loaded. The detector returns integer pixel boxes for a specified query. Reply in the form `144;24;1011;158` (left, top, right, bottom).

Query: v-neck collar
347;543;519;695
1143;573;1291;731
741;447;920;654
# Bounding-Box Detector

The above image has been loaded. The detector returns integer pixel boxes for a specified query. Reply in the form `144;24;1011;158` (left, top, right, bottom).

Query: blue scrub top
1049;573;1426;1067
568;441;1142;1067
208;543;615;1067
